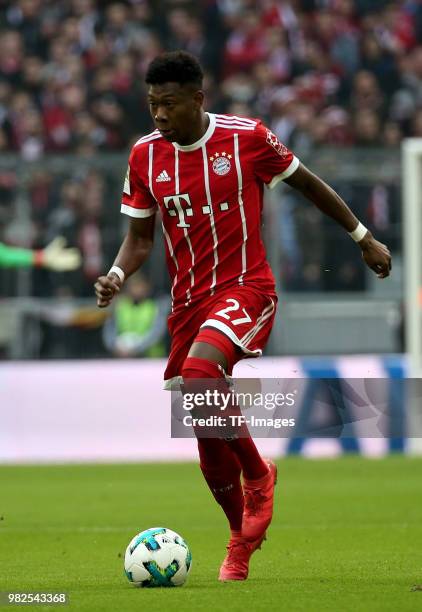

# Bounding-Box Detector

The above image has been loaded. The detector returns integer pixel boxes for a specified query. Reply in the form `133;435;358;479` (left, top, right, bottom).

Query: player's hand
359;232;392;279
41;237;82;271
94;273;122;308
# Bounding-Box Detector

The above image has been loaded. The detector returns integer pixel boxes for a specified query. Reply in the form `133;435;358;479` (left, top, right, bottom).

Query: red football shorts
164;285;277;389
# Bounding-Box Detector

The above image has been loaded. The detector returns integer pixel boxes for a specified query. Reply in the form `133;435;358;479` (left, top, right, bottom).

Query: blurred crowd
0;0;417;357
0;0;421;157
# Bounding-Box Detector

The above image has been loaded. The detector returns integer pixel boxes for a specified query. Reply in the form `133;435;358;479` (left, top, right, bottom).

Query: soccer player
94;51;391;581
0;237;81;270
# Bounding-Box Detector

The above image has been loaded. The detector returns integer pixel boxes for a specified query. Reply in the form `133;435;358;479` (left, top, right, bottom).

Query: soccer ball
124;527;192;587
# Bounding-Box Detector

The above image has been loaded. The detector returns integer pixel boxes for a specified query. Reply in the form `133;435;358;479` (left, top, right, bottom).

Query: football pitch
0;457;421;612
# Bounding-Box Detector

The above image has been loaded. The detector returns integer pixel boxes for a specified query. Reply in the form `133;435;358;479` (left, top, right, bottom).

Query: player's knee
181;356;223;380
191;327;238;373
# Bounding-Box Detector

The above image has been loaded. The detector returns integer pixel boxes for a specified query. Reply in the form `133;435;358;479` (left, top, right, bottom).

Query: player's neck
177;111;209;146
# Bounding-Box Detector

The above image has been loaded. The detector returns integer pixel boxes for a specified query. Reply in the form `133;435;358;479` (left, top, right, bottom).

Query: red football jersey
121;113;299;312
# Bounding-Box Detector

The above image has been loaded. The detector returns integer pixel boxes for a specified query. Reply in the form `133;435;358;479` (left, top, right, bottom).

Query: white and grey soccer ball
124;527;192;587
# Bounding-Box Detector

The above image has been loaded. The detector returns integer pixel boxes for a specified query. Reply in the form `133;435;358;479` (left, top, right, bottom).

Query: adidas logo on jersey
156;170;171;182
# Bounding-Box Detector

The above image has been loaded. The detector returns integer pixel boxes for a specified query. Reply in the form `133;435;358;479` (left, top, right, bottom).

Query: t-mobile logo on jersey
164;193;231;228
163;194;193;228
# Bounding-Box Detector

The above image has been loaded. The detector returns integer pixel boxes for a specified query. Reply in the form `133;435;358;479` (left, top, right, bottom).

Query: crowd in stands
0;0;418;341
0;0;421;158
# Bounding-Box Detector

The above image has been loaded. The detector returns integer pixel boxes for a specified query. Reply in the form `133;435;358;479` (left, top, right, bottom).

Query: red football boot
218;533;266;581
242;459;278;541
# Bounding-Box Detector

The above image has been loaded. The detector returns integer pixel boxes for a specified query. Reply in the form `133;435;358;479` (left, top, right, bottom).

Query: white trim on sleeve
267;155;300;189
120;204;156;218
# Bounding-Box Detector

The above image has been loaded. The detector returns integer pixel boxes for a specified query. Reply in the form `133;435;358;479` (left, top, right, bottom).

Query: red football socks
197;438;244;533
182;357;244;533
226;436;269;481
182;355;268;528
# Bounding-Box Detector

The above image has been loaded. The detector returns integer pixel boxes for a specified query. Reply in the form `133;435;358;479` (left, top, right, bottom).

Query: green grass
0;457;421;612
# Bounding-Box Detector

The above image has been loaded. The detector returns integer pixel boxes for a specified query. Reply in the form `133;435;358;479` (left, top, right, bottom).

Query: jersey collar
172;113;216;152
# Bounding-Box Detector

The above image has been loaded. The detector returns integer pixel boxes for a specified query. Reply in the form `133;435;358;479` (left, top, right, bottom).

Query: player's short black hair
145;51;204;88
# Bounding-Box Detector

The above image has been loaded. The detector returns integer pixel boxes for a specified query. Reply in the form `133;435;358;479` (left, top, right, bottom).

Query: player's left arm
284;162;392;279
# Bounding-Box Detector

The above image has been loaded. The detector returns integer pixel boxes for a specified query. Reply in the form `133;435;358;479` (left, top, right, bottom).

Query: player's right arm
95;145;157;308
95;215;156;308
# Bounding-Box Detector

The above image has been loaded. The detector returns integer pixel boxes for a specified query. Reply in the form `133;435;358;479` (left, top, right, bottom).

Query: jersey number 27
215;299;252;326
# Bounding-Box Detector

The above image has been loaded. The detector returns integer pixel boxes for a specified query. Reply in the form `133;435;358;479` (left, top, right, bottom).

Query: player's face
147;83;204;145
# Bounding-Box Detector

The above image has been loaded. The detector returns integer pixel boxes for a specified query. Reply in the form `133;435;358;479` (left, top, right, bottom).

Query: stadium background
1;0;421;460
1;2;422;609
